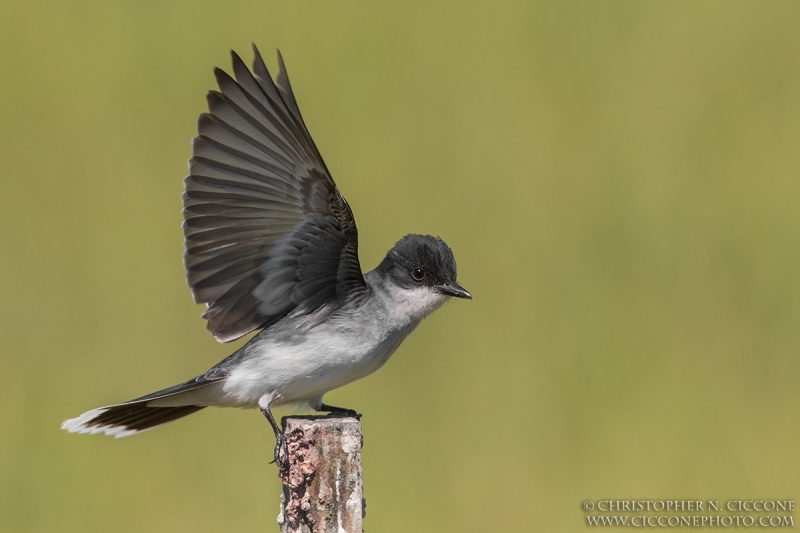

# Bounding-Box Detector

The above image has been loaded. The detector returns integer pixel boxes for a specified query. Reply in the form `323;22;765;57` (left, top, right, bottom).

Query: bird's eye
411;267;425;281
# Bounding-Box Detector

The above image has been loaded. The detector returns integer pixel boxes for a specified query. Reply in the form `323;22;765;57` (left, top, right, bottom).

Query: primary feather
184;45;367;343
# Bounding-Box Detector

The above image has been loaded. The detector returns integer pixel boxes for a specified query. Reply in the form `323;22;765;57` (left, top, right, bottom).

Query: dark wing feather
183;45;367;342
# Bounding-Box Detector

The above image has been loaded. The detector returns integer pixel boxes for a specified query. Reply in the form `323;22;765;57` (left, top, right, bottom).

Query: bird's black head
376;234;471;299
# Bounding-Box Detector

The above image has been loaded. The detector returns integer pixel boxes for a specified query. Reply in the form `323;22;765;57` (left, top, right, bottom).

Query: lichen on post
277;416;364;533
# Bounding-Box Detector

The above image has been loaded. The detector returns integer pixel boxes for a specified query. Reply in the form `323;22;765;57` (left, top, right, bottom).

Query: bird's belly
220;326;411;407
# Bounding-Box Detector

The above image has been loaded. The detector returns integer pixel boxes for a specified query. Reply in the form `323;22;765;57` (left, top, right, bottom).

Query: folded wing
183;45;367;342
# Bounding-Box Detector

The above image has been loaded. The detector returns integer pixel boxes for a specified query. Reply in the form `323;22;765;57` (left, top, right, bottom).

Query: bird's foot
261;405;289;477
318;403;362;419
270;430;289;477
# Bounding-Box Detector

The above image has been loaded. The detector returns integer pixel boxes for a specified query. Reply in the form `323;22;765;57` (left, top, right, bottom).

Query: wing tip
230;49;247;74
212;66;235;87
275;50;290;88
252;43;268;73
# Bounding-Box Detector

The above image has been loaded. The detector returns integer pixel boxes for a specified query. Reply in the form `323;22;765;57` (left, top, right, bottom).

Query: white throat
384;283;449;324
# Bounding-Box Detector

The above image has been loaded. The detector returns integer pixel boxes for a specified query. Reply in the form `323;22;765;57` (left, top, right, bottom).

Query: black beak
435;282;472;299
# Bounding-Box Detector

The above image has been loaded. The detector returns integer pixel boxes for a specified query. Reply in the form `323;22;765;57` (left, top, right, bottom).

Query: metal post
278;416;364;533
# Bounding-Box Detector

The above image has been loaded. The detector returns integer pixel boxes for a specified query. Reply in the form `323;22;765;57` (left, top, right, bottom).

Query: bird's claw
271;430;289;476
325;408;361;419
318;403;362;419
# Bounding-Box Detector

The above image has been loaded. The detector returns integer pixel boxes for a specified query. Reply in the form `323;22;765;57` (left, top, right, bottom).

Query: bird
61;44;471;472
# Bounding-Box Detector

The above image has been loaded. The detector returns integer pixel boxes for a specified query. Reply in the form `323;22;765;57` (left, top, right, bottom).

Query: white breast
218;281;449;408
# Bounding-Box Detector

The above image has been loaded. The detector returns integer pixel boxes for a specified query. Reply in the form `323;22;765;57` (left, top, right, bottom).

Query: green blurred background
2;1;799;531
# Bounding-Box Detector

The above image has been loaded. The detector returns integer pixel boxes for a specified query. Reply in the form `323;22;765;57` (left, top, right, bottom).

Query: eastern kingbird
62;45;471;471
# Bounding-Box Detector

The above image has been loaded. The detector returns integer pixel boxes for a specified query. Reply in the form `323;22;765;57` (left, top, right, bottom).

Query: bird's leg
260;406;288;476
316;402;362;419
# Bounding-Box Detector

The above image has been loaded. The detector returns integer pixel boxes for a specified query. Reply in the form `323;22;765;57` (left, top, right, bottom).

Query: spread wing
183;45;367;343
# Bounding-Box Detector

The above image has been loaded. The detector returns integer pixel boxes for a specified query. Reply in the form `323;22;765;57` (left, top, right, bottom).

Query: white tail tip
61;407;141;438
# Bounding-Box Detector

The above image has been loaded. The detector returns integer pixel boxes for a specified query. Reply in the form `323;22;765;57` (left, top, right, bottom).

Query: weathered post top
278;416;364;533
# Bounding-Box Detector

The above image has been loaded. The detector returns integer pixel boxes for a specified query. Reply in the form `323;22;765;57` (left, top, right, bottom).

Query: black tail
61;375;226;438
